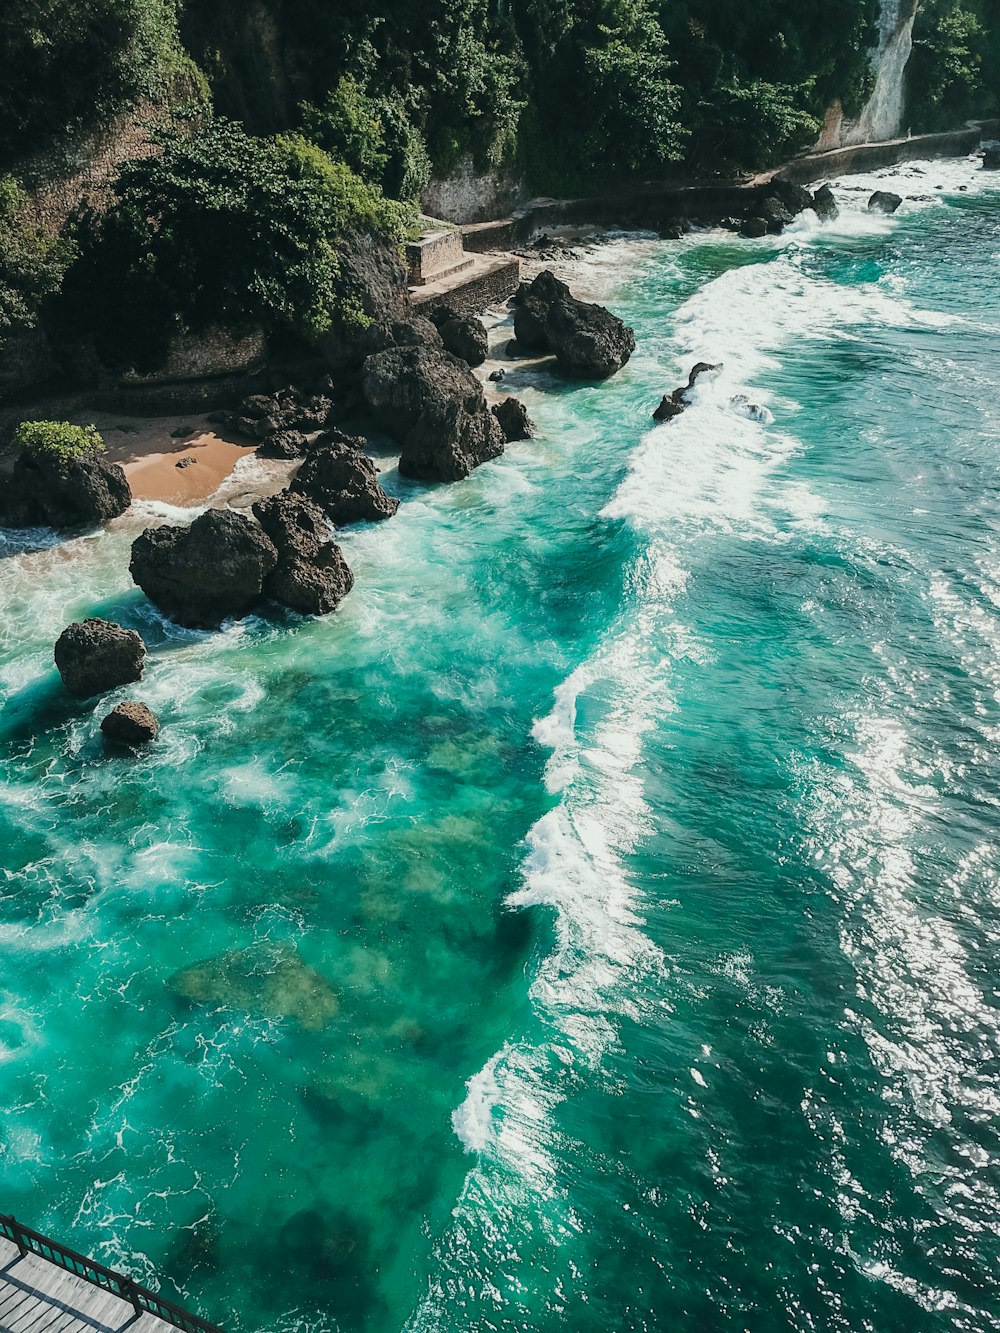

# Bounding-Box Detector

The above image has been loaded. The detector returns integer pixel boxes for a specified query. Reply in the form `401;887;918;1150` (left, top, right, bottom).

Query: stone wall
422;156;526;225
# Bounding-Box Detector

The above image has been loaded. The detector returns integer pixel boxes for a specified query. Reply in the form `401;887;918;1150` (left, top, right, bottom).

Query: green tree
58;117;411;370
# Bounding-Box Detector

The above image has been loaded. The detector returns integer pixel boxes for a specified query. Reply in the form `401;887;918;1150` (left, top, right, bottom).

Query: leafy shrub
909;0;997;130
0;177;76;343
56;117;412;371
302;80;432;202
694;79;821;170
14;420;104;460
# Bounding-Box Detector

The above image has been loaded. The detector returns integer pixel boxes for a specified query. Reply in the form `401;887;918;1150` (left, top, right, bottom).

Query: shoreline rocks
130;509;278;629
362;344;504;481
512;270;635;379
253;491;354;617
1;449;130;530
291;438;399;525
492;397;535;442
54;619;146;698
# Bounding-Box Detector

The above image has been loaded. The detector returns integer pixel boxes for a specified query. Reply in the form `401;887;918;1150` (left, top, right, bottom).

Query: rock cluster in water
868;190;903;215
253;491;354;616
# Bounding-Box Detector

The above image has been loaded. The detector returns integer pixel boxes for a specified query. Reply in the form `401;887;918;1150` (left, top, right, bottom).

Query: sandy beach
87;411;258;506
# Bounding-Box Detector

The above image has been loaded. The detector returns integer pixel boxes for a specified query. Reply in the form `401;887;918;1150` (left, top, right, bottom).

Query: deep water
2;156;999;1333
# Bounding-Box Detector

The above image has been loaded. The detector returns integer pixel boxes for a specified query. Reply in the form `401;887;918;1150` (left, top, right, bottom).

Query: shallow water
2;156;1000;1333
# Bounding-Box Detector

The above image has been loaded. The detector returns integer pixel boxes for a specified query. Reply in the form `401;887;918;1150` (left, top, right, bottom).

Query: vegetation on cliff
0;0;996;386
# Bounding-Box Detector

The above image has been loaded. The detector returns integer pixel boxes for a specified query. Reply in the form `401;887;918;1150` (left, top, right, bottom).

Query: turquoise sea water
2;156;1000;1333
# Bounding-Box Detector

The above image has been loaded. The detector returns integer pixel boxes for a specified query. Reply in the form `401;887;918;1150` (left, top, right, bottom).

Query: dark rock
400;398;504;482
292;442;399;524
983;146;1000;170
544;294;635;380
101;701;159;748
54;619;146;698
0;450;131;530
206;410;233;425
758;196;794;232
767;180;814;216
812;184;840;222
505;339;528;359
513;271;572;351
488;369;506;382
240;394;275;421
659;221;684;240
129;509;278;629
253;491;354;616
868;191;903;214
361;344;504;481
740;217;769;238
492;397;535;442
652;395;686;422
170;425;195;438
257;429;310;460
437;316;488;367
652;362;722;421
385;317;443;350
175;457;196;469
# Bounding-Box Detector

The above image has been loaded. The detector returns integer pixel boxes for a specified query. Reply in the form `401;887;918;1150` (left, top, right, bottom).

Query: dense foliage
909;0;1000;130
57;118;411;370
14;420;104;459
0;177;75;342
1;0;997;382
0;0;201;170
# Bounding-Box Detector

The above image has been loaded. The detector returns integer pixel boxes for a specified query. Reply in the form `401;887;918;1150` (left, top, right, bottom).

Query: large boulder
130;509;278;629
492;397;535;442
101;701;159;748
868;191;903;215
982;145;1000;170
767;180;815;217
512;271;635;379
252;491;354;616
361;344;504;481
291;441;399;525
0;451;130;530
54;619;146;698
544;296;636;379
812;184;840;221
401;397;504;481
512;271;570;351
437;315;489;367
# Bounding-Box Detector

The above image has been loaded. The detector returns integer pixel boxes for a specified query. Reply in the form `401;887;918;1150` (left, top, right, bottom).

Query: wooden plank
0;1236;177;1333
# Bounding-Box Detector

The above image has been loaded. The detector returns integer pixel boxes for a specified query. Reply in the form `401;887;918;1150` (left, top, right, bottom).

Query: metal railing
0;1214;225;1333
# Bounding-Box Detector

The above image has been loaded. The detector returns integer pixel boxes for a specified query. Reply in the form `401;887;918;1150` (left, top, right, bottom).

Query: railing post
122;1278;144;1319
12;1220;27;1259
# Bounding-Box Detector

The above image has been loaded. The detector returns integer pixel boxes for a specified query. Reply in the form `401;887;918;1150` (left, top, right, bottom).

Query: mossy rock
169;942;338;1030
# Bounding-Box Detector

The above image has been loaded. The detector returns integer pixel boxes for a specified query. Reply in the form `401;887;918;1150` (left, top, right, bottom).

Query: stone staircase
406;223;520;318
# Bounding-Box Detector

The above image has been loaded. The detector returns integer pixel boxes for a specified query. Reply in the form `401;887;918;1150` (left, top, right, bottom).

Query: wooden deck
0;1236;175;1333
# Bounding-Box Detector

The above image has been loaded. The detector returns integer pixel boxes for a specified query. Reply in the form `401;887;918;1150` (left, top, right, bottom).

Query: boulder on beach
54;619;146;699
436;314;489;367
767;180;815;217
982;146;1000;170
0;449;131;530
130;509;278;629
868;190;903;215
253;491;354;616
492;397;535;442
512;270;635;379
362;343;504;481
101;701;160;748
812;184;840;221
169;941;339;1030
291;440;399;524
